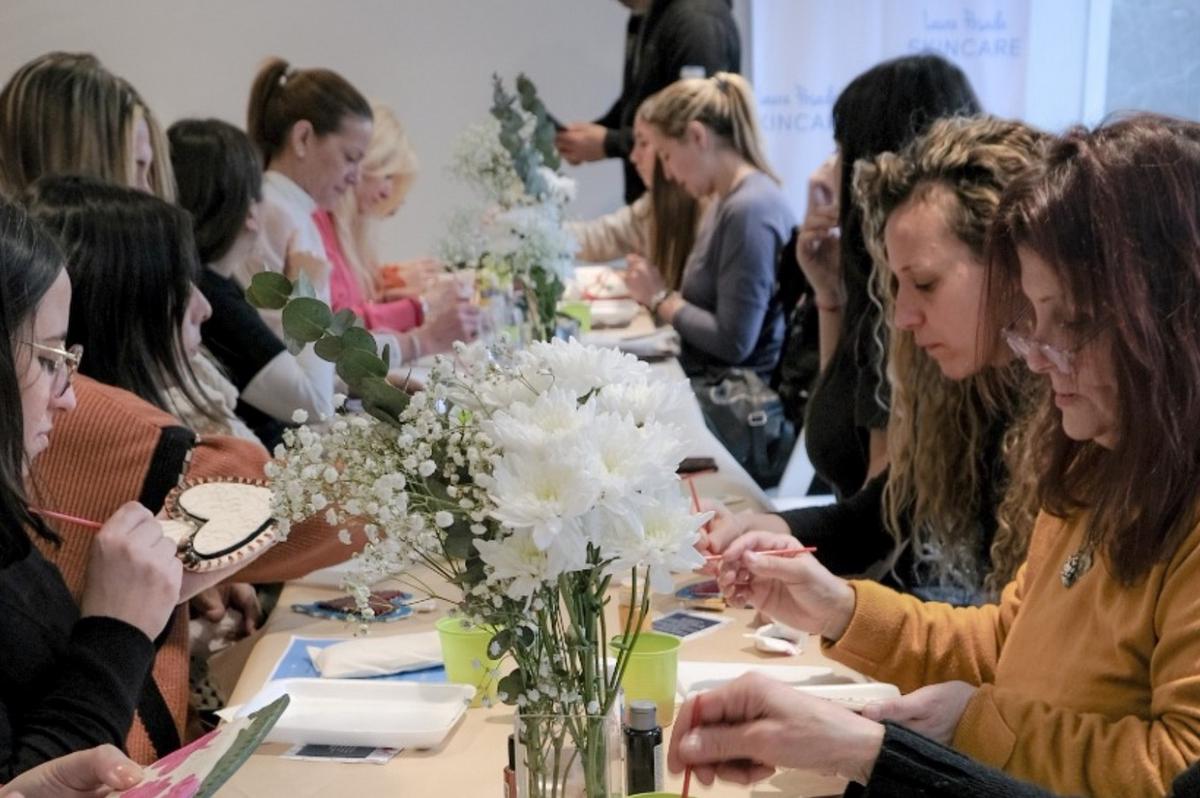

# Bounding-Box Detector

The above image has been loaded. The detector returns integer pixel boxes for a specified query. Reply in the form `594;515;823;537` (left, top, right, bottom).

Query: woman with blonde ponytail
628;72;796;378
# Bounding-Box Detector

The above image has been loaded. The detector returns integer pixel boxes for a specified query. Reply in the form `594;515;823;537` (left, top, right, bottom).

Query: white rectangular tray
676;661;899;711
235;678;475;749
677;661;832;696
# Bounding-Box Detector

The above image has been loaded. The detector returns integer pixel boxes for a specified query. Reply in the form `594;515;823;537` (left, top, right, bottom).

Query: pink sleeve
355;297;422;333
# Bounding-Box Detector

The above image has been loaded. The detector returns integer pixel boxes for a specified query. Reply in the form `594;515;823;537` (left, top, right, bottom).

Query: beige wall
0;0;643;258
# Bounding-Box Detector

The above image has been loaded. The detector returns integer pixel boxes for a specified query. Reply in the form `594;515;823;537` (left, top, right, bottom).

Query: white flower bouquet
248;271;707;795
439;75;578;342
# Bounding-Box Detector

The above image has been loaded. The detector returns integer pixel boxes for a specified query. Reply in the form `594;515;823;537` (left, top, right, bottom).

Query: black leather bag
690;368;796;489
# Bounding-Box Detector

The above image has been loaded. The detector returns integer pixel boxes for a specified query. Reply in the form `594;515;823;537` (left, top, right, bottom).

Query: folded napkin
308;630;443;678
619;327;680;359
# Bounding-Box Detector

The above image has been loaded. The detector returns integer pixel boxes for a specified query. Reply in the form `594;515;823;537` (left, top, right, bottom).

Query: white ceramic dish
589;299;640;328
235;678;475;749
677;661;833;696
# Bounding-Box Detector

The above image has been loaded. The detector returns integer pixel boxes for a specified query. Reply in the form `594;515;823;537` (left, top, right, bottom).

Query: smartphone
677;456;718;475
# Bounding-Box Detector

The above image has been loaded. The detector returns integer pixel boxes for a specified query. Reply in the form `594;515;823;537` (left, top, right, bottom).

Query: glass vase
514;703;623;798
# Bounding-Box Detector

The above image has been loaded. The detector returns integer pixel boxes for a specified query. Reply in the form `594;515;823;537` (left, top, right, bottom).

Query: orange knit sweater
32;377;360;763
824;510;1200;797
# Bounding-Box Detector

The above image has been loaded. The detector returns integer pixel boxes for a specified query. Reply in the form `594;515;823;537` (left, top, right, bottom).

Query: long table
215;311;856;797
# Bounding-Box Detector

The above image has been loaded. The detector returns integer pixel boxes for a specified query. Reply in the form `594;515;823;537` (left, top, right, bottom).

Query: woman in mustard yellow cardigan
682;115;1200;798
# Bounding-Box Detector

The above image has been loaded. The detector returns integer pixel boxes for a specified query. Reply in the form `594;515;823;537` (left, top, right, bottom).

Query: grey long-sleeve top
672;171;795;378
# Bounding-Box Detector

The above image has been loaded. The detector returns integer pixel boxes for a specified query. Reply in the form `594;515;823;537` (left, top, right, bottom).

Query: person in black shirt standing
556;0;740;203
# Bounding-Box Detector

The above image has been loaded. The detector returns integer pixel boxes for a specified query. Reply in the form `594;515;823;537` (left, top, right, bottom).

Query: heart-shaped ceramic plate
166;478;278;572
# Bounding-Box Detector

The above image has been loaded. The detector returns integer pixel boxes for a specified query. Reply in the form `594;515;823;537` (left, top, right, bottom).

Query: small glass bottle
503;733;517;798
624;700;663;795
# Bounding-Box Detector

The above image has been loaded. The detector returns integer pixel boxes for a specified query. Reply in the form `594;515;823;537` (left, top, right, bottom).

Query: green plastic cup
611;631;681;725
558;300;592;333
436;616;500;707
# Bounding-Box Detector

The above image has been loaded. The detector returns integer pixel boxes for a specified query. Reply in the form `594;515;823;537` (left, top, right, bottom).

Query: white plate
235;678;475;749
677;661;832;696
589;299;640;328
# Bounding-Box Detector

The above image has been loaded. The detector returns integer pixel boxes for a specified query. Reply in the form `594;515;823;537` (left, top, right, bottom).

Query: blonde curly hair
854;116;1050;598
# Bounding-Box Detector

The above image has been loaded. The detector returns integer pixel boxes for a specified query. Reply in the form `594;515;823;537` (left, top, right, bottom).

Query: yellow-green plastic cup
611;631;681;725
558;300;592;333
436;616;500;707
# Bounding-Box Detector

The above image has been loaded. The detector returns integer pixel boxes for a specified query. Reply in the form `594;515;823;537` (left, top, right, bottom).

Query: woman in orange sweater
687;115;1200;797
23;175;361;763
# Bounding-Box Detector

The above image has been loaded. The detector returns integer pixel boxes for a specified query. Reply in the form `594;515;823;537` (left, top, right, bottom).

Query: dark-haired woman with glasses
698;115;1200;797
22;175;365;765
0;199;184;778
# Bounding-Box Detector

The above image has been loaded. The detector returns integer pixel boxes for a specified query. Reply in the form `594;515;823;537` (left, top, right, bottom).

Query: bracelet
649;289;672;316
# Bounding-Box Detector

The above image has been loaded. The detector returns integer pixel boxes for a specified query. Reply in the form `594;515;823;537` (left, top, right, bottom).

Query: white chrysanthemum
604;493;709;593
474;528;551;599
488;447;602;550
525;338;648;400
484;387;595;452
594;376;691;427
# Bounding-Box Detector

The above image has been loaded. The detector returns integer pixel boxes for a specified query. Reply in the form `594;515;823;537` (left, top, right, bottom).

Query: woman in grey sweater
627;72;795;378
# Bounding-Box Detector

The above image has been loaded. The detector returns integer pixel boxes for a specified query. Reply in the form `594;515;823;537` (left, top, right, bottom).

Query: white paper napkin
307;630;443;678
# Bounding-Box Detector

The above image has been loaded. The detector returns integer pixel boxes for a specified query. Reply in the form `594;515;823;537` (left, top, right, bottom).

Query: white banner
752;0;1035;219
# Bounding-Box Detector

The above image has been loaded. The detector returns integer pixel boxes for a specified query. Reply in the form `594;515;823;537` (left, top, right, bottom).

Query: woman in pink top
322;102;478;365
312;208;423;333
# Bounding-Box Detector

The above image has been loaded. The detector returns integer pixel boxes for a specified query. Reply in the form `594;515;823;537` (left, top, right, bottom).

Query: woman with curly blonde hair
702;116;1048;604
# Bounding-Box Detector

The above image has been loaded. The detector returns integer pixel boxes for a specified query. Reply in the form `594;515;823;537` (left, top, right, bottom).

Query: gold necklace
1060;539;1096;588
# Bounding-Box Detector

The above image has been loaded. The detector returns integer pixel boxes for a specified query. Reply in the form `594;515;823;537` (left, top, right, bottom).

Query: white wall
0;0;640;259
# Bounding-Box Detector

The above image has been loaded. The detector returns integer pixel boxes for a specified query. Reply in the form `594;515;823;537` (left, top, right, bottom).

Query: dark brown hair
988;114;1200;584
169;118;263;264
246;57;372;163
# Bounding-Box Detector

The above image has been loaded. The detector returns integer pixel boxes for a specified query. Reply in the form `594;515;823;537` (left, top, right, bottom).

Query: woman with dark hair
800;54;981;498
169;118;332;445
704;115;1200;797
23;177;218;428
24;175;363;764
0;199;182;777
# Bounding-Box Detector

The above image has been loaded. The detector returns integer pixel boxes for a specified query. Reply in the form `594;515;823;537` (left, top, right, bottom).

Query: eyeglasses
25;342;83;398
1001;308;1098;376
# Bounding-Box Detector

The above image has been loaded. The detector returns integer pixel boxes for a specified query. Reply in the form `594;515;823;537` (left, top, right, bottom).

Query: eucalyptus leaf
329;308;358;336
488;628;514;659
335;348;388;384
294;270;317;299
341;326;378;355
245;272;293;310
497;669;525;705
281;297;333;343
313;334;343;362
443;517;474;560
356;375;410;422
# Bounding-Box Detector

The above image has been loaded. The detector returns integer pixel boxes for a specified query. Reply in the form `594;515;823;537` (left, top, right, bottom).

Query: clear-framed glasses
25;342;83;397
1001;307;1098;376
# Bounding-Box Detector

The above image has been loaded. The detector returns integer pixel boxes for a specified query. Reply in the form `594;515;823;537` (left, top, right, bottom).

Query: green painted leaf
281;297;333;343
245;272;293;310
